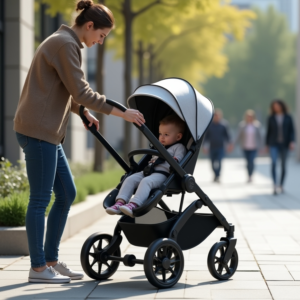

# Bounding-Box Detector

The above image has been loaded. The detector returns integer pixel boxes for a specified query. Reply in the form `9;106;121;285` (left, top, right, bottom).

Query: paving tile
260;270;294;281
286;265;300;271
268;285;300;299
210;280;268;290
259;265;287;271
88;280;157;299
0;270;29;280
267;281;300;286
184;281;211;299
0;256;23;270
289;271;300;281
211;289;271;299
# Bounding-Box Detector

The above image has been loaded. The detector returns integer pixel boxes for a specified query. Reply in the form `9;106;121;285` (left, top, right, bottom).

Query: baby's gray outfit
116;143;186;207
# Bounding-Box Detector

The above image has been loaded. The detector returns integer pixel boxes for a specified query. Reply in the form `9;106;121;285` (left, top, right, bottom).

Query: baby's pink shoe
106;200;125;215
119;202;138;217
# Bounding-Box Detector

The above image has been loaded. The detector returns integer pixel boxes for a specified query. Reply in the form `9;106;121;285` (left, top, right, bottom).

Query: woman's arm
52;43;112;114
265;116;271;146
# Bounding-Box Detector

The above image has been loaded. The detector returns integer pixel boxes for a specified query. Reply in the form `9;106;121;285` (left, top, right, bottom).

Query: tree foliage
203;6;296;125
108;0;255;87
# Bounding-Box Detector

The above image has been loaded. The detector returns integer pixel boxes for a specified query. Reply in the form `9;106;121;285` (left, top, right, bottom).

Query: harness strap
153;170;169;177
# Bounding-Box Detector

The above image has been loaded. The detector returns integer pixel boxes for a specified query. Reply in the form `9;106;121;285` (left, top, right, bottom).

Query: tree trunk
148;44;154;83
93;0;106;172
123;0;133;161
137;40;146;148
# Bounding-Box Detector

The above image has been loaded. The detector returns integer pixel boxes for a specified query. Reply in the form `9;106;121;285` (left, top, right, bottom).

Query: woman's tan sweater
14;25;113;145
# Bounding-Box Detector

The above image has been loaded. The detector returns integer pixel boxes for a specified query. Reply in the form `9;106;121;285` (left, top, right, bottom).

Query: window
35;2;63;49
0;0;4;157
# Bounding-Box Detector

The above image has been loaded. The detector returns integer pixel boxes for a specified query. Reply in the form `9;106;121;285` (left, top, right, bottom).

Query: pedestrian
235;110;262;183
266;100;295;195
13;0;145;284
203;109;233;182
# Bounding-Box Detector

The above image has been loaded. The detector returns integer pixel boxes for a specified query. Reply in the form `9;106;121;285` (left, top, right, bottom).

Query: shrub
0;191;29;226
73;169;124;205
0;157;29;198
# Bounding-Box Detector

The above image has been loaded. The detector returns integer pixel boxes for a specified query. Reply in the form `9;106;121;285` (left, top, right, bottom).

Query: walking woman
266;100;295;195
236;110;262;182
13;0;145;283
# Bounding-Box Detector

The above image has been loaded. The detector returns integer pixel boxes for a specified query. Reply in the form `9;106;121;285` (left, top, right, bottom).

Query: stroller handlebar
106;98;127;112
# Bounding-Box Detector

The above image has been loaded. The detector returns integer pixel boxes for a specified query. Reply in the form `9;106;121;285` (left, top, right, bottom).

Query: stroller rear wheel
80;232;121;280
144;238;184;289
207;241;238;280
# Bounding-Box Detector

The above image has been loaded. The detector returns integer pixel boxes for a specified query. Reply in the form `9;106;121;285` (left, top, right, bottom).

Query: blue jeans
269;144;288;186
209;148;225;178
243;150;257;177
16;132;76;268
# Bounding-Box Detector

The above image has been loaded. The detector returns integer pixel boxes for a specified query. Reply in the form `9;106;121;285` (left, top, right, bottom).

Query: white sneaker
54;261;84;280
28;266;71;283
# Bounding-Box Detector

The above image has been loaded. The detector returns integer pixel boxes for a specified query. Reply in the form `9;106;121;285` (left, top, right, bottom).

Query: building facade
0;0;91;164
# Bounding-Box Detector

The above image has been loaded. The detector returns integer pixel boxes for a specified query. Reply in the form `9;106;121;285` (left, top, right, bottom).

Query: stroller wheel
207;241;238;280
144;238;184;289
80;232;121;280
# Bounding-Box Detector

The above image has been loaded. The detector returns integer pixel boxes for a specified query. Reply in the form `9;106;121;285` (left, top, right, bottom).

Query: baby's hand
173;157;179;162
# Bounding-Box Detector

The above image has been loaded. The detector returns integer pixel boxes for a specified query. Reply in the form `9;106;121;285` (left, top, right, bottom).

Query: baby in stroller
106;114;186;217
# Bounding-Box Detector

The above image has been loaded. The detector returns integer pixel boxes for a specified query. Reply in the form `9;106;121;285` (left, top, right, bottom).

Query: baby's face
159;123;182;146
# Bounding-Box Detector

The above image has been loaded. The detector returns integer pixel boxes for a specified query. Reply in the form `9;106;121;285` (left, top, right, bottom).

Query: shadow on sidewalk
1;277;225;299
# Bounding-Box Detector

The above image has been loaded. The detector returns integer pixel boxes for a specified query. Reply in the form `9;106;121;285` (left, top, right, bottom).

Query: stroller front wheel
144;238;184;289
207;241;238;280
80;232;121;280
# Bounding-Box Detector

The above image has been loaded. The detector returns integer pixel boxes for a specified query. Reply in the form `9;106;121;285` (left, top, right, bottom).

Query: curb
0;190;108;255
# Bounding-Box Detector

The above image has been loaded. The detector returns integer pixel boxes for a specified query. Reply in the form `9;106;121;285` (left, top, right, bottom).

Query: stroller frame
79;80;238;289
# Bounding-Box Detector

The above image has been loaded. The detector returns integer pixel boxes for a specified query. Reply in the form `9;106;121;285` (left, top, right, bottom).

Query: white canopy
127;78;214;141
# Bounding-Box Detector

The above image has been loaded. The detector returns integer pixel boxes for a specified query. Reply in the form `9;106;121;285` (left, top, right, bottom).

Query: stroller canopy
127;78;214;142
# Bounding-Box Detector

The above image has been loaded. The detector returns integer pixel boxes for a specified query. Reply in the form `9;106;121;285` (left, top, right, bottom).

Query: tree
107;0;207;160
203;6;296;125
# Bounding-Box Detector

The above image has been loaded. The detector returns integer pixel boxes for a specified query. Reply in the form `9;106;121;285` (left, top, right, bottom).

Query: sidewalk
1;158;300;300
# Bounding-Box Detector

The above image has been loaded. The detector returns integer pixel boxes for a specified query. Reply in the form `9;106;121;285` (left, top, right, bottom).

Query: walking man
203;109;233;182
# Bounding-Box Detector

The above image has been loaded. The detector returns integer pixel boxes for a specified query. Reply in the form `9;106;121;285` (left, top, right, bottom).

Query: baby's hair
159;114;186;134
75;0;115;29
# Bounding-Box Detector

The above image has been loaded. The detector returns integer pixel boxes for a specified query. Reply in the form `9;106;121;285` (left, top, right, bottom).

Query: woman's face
246;114;254;123
83;22;111;47
272;102;282;114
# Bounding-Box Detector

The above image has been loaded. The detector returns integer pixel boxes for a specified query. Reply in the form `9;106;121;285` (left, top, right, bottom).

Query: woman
14;0;145;283
236;110;262;182
266;100;295;195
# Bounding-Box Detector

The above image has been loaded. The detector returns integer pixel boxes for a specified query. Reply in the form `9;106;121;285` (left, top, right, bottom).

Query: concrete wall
4;0;34;164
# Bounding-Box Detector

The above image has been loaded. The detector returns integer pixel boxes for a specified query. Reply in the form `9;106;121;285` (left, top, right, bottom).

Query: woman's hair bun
76;0;93;12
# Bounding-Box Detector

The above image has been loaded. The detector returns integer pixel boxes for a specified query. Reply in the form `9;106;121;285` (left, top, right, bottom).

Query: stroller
79;78;238;289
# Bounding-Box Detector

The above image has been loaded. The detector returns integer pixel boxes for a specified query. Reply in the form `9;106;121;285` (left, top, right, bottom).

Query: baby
106;114;186;217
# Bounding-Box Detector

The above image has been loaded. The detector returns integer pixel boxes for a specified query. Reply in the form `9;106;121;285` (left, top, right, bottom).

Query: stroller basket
118;207;221;250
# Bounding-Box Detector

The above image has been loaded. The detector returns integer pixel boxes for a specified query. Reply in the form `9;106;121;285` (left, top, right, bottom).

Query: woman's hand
110;107;145;126
123;109;145;126
83;110;99;131
289;142;295;151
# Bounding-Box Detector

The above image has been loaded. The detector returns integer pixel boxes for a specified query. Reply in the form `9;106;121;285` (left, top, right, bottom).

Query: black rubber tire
80;232;121;280
144;238;184;289
207;241;238;280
